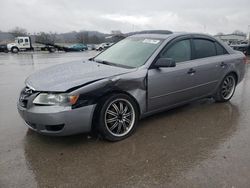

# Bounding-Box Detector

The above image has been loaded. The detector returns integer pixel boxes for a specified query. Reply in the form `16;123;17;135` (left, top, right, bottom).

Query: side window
161;39;191;63
25;39;29;43
193;39;216;59
18;39;23;43
215;42;228;55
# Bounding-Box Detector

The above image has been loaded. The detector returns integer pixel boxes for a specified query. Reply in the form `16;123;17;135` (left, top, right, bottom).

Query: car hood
25;61;135;92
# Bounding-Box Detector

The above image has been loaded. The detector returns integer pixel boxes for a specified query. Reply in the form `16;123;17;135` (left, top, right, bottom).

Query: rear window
193;39;216;59
215;42;228;55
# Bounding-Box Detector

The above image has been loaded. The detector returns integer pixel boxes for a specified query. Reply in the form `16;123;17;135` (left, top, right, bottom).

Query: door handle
187;68;196;75
220;62;226;68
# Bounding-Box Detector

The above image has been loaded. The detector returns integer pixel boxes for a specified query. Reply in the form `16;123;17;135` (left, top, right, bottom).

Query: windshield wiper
88;58;111;65
93;59;134;69
94;59;113;66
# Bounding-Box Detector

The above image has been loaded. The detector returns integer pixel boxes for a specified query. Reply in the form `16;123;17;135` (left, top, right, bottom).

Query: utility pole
248;25;250;45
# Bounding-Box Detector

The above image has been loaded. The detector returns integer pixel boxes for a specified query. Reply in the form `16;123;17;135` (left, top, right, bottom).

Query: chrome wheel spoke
123;112;131;118
119;102;124;113
112;103;119;113
106;117;117;123
116;122;122;134
124;117;131;124
222;85;227;89
110;121;118;131
107;110;118;117
122;121;128;131
122;105;128;114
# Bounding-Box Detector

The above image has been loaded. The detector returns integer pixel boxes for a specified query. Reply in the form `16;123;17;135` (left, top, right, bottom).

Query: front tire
11;47;19;53
96;94;139;141
214;73;237;102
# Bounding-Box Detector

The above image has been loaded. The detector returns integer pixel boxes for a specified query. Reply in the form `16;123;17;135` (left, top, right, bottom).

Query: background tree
9;27;27;37
89;35;101;44
216;32;224;35
35;32;57;44
232;30;246;36
76;31;89;44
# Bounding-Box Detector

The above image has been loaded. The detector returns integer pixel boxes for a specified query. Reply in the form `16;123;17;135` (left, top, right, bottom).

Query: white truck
7;36;33;53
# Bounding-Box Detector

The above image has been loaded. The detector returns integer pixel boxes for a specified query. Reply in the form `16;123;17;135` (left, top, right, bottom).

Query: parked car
87;44;96;50
17;32;246;141
96;43;112;51
67;43;88;52
0;44;8;53
230;44;250;56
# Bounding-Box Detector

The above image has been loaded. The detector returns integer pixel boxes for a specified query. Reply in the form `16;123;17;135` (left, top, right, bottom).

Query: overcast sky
1;0;250;34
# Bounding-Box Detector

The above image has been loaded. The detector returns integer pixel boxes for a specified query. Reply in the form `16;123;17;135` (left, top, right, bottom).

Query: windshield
94;37;163;68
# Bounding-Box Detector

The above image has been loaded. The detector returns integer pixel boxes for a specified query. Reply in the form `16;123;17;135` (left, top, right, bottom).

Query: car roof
130;32;216;40
130;32;235;54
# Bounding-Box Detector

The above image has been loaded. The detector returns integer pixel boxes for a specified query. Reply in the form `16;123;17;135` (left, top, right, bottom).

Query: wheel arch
91;90;142;131
226;71;238;84
213;71;239;98
95;90;141;116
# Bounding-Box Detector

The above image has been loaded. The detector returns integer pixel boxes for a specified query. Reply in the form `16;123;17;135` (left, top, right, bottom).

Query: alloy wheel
104;98;135;137
221;75;236;100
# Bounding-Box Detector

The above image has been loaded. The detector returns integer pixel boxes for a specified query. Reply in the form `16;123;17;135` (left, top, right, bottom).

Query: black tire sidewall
96;94;139;141
11;47;19;53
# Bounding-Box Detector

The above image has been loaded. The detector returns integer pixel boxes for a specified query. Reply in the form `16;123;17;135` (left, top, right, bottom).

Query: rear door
23;38;31;49
190;38;229;97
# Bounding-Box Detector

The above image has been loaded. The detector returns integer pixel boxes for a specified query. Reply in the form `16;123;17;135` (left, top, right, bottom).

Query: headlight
33;93;79;106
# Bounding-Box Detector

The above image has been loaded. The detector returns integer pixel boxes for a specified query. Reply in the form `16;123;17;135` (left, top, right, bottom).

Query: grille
19;86;36;108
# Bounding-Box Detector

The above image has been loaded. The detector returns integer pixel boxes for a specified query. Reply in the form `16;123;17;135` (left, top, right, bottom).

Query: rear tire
214;73;237;102
96;94;139;141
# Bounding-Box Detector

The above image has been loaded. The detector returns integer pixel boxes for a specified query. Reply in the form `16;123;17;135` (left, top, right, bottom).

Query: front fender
7;43;17;50
70;69;148;116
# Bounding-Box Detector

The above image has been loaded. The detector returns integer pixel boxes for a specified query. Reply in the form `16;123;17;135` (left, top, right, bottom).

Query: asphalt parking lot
0;52;250;188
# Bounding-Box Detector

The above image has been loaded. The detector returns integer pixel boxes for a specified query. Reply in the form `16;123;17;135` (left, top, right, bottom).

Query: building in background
215;34;247;45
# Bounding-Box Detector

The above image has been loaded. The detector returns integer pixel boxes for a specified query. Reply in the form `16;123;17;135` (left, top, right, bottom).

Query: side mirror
154;58;176;68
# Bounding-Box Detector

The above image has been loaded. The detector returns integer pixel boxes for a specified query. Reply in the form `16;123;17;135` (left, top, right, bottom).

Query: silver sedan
17;31;247;141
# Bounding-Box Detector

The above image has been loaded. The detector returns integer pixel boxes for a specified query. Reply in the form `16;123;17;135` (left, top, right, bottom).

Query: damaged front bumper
17;103;96;136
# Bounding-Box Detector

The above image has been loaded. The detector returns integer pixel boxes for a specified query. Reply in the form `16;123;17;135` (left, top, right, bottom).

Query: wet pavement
0;52;250;188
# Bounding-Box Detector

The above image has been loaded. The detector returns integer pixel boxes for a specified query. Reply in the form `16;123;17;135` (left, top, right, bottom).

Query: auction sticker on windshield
142;39;160;44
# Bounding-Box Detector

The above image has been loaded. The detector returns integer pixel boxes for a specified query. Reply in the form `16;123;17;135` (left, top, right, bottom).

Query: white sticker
142;39;160;44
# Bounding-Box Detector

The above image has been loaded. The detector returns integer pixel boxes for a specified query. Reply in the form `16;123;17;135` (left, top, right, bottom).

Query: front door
147;38;197;112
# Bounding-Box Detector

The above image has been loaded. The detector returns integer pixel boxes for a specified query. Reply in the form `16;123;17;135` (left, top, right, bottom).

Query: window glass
95;37;163;68
193;39;216;59
161;39;191;63
19;39;23;43
215;42;228;55
25;39;29;43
